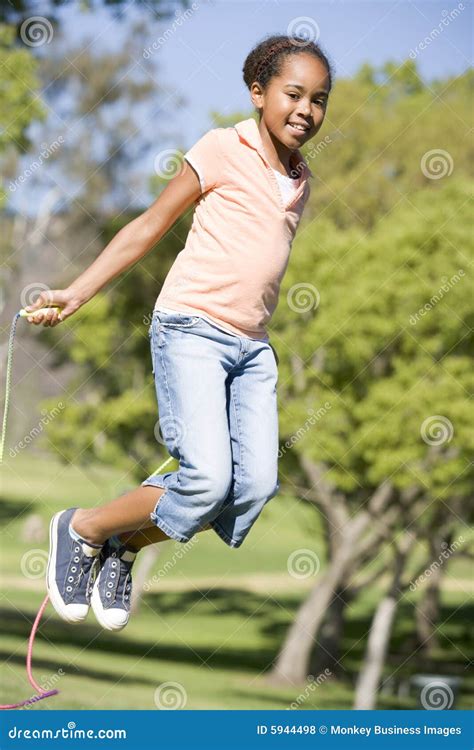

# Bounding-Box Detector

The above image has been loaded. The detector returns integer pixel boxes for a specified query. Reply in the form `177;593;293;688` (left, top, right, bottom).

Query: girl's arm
25;163;201;326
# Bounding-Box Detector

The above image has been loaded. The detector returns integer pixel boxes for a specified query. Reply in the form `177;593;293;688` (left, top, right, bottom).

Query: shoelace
64;542;99;602
102;542;135;607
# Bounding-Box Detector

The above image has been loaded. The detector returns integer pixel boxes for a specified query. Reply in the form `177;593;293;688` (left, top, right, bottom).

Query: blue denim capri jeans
141;310;280;548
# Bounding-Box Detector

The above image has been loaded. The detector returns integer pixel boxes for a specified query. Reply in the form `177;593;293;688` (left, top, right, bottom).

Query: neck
258;117;297;175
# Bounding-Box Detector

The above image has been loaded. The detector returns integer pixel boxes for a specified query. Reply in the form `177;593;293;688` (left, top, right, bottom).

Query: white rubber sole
46;510;89;624
90;571;129;632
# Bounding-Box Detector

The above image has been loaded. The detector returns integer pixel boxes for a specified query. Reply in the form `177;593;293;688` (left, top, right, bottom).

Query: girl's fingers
44;310;58;327
26;311;59;326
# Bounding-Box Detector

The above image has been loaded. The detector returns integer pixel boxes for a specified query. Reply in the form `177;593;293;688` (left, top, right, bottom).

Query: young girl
25;34;333;631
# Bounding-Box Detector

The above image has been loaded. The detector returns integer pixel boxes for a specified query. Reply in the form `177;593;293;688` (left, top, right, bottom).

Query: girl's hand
24;289;83;327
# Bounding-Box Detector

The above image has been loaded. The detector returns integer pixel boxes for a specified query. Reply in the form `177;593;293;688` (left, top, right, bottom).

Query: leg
210;340;280;548
139;313;235;543
71;485;165;545
118;522;212;551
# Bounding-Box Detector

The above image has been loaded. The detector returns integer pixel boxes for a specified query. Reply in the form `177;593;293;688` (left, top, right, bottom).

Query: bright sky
10;0;473;211
58;0;472;144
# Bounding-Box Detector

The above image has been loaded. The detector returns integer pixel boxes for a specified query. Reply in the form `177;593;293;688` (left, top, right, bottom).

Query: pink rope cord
0;594;59;709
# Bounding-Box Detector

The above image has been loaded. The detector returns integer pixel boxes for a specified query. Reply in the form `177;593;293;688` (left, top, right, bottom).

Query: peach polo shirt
154;117;313;340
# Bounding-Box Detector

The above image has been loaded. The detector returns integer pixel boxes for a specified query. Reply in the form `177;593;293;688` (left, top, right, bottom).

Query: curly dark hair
242;33;334;94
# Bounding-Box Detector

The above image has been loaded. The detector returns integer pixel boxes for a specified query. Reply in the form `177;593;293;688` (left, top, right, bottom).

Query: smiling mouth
286;122;310;136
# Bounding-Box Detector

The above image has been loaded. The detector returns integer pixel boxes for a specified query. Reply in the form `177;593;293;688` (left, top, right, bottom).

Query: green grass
1;453;472;710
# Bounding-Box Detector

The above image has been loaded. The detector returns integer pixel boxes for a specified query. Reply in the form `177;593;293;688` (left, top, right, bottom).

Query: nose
295;98;311;118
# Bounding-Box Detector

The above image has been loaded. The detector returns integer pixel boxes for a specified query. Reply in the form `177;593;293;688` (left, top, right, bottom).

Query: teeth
288;123;307;131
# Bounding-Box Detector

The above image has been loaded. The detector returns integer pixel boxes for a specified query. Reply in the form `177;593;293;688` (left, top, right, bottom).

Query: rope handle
19;305;63;318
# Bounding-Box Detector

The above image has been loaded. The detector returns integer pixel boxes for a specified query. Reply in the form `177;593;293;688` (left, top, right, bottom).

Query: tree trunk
415;573;442;653
268;543;356;685
130;545;161;614
268;464;395;686
353;533;415;709
309;587;349;677
414;532;452;654
353;595;398;709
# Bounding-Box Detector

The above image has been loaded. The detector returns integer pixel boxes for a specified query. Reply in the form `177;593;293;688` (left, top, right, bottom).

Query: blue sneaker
46;508;103;623
91;537;137;631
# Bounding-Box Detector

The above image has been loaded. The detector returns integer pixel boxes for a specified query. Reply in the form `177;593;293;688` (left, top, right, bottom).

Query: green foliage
302;66;473;229
277;178;473;499
0;24;45;205
39;208;193;480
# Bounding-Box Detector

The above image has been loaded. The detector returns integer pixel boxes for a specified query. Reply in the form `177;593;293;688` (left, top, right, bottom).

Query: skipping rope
0;306;172;709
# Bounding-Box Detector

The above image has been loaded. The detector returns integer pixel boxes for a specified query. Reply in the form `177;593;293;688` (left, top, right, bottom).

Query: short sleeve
183;128;223;194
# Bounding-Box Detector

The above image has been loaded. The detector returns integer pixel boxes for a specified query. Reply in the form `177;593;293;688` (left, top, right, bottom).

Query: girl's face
253;54;330;149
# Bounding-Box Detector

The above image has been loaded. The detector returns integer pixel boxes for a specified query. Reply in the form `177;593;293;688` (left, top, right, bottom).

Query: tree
302;64;473;229
0;24;45;208
2;14;189;451
1;0;191;26
268;177;473;685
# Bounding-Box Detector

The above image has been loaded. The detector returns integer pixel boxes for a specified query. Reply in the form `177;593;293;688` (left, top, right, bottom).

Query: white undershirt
272;168;301;206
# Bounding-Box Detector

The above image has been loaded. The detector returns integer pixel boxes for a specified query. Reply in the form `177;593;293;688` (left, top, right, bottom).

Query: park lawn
1;453;472;709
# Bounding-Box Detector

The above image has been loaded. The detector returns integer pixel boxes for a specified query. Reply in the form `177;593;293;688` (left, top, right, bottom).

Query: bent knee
192;466;232;504
245;474;279;502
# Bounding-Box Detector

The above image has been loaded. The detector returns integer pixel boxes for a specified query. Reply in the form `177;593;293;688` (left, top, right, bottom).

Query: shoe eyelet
111;561;117;567
74;546;80;553
73;556;80;562
110;572;116;578
71;566;77;572
67;576;74;582
106;592;112;598
66;586;72;592
107;582;114;588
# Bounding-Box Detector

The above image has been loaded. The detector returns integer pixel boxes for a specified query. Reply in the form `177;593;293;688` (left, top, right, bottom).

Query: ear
250;82;264;111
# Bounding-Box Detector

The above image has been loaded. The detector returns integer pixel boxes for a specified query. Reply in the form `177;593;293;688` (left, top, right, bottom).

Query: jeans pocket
148;325;155;374
159;311;202;329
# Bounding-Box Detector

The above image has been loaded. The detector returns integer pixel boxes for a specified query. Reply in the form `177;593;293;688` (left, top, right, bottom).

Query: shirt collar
233;117;314;180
